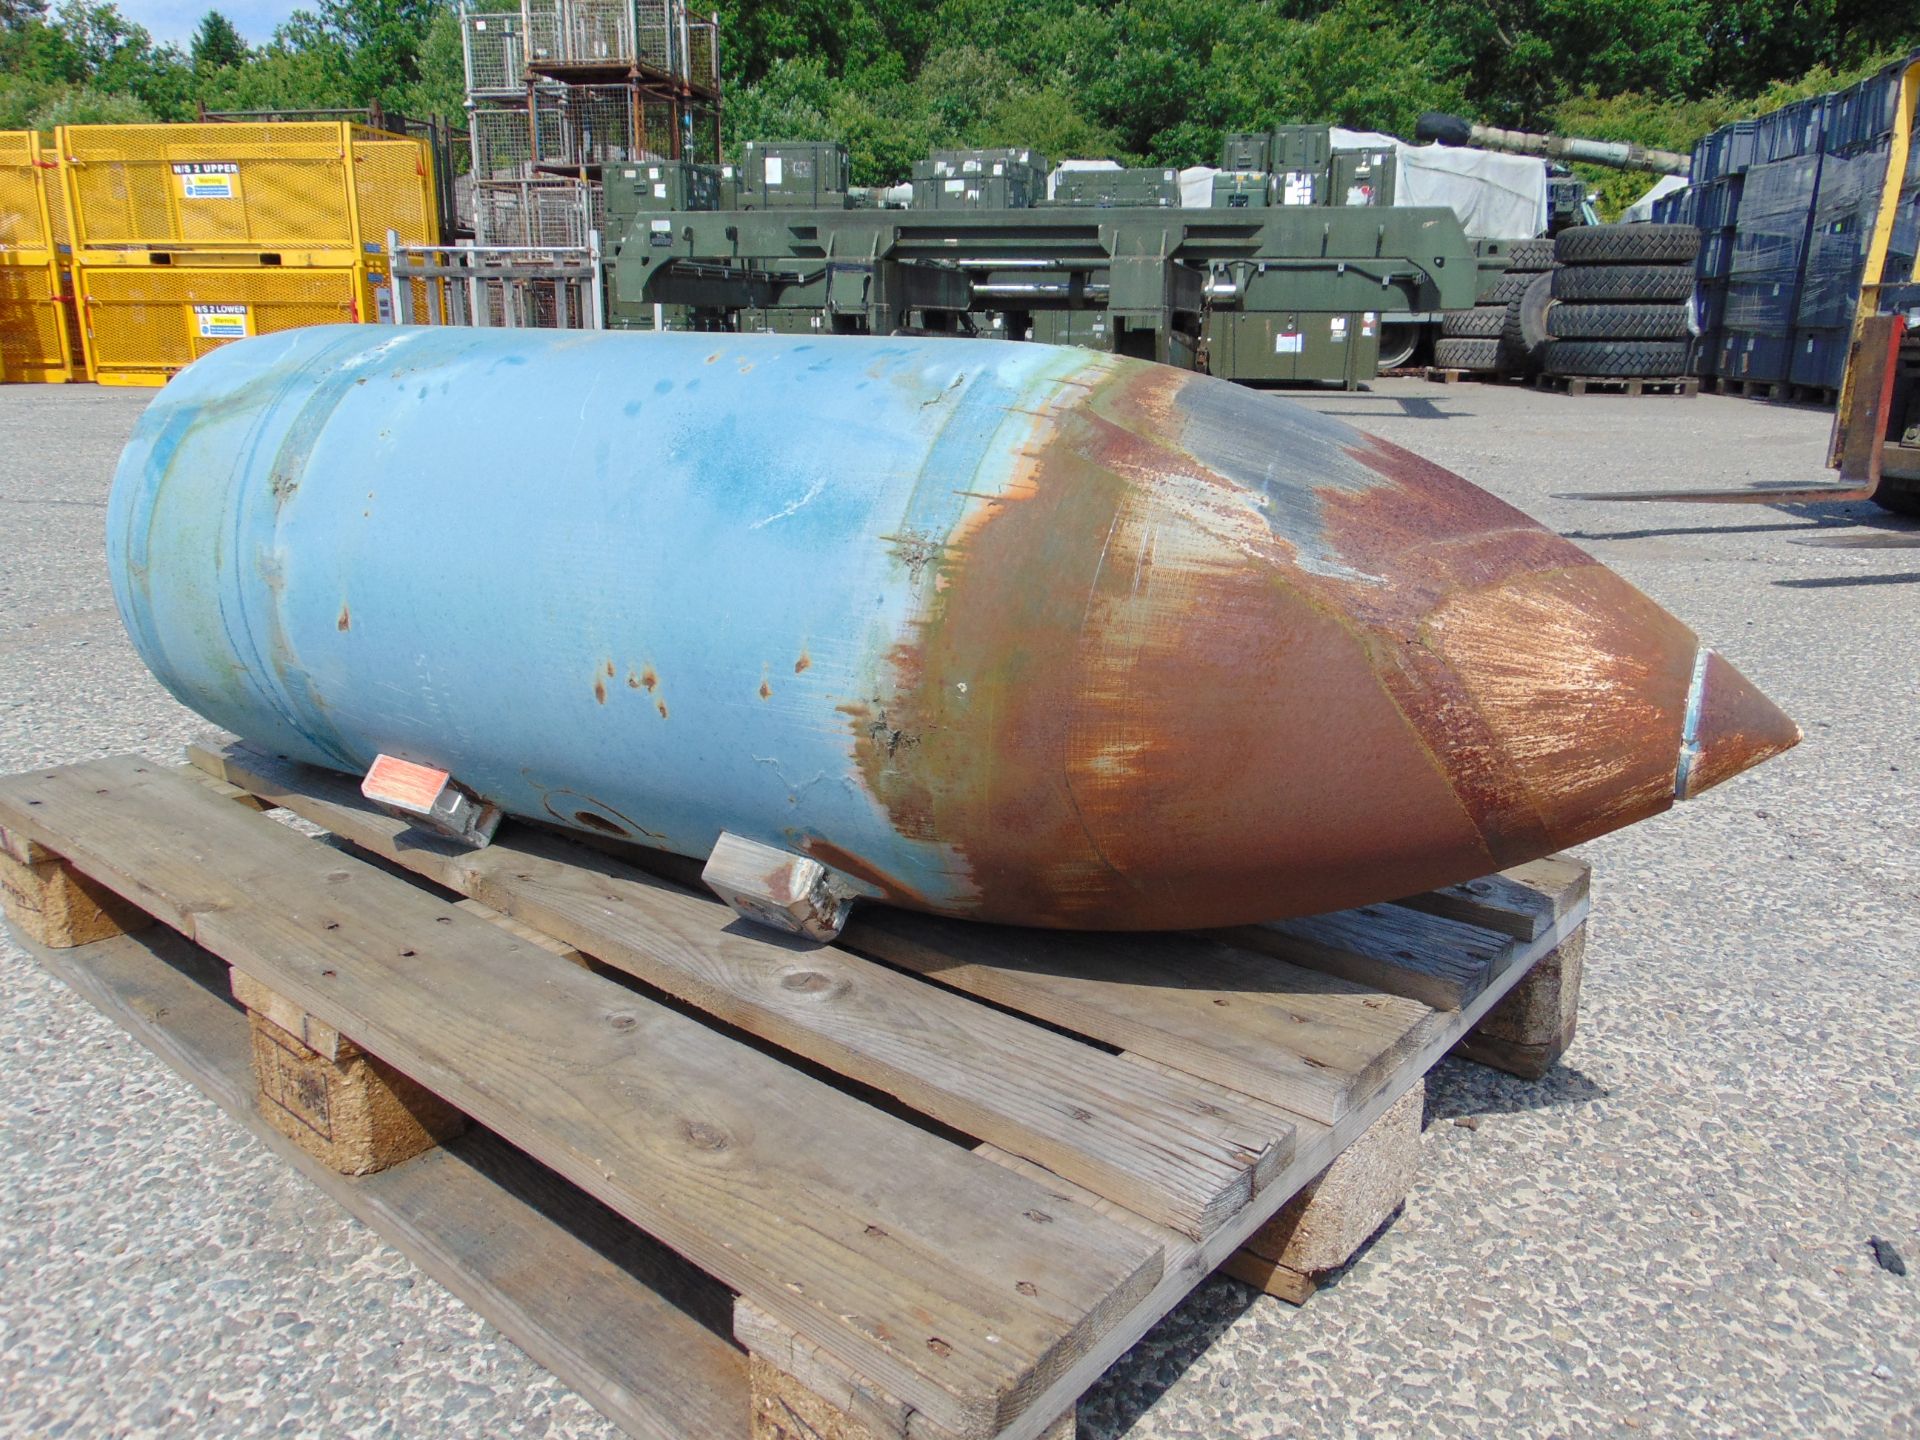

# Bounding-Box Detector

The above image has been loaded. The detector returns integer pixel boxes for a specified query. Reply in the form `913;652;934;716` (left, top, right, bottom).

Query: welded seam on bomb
1673;646;1711;799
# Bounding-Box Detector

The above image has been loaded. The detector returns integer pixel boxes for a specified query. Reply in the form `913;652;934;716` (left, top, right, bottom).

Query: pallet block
237;970;468;1176
0;823;152;948
1454;926;1586;1080
1223;1080;1425;1303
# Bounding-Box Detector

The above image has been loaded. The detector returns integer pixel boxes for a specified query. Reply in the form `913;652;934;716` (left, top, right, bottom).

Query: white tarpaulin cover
1623;173;1688;222
1331;127;1549;239
1180;166;1218;209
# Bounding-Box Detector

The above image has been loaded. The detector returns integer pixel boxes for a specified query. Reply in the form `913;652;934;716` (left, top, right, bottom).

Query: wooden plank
0;758;1162;1437
974;899;1588;1440
1218;904;1510;1011
838;909;1435;1128
188;742;1292;1242
1393;858;1589;942
18;922;747;1440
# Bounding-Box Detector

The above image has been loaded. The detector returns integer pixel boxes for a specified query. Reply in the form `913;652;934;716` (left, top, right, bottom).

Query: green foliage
191;10;247;70
0;0;1913;203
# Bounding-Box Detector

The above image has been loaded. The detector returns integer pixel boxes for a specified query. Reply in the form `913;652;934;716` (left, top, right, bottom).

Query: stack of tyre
1435;237;1557;374
1542;224;1702;380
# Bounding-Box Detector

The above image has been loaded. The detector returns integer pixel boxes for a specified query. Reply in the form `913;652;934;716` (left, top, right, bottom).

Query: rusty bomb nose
871;364;1802;929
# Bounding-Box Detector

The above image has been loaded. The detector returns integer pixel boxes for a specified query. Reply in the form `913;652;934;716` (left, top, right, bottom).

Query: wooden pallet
0;742;1592;1440
1538;373;1699;397
1422;366;1525;385
1704;375;1778;400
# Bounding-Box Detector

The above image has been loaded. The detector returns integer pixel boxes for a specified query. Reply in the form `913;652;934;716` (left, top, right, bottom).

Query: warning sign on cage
172;162;238;199
192;304;251;339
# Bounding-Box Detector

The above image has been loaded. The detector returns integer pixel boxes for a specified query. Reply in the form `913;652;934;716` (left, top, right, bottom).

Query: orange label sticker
362;753;449;814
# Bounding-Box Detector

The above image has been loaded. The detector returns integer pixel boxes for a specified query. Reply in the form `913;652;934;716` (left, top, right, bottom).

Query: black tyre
1376;320;1421;371
1506;237;1558;270
1441;305;1507;338
1434;337;1503;370
1542;339;1690;377
1489;268;1535;302
1554;223;1701;265
1551;264;1694;302
1546;302;1691;340
1499;270;1556;375
1874;475;1920;516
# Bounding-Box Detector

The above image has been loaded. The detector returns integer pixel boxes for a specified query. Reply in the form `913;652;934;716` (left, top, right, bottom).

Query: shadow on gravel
1304;394;1457;421
1076;1273;1262;1440
1422;1054;1608;1123
1774;571;1920;589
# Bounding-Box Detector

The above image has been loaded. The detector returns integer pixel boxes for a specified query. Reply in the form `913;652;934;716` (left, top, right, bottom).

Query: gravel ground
2;374;1915;1439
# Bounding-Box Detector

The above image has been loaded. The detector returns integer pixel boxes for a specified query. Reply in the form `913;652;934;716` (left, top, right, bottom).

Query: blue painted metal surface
108;325;1799;929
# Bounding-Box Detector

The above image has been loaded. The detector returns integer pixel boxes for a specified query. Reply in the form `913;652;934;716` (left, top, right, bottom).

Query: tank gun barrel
1416;112;1691;176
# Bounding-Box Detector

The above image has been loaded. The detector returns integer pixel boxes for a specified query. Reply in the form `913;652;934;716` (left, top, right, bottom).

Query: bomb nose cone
1676;649;1802;800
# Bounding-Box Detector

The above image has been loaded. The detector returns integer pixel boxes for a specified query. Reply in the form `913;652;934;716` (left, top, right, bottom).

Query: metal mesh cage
532;84;639;167
353;138;438;247
462;12;527;94
60;122;360;251
0;262;72;380
0;132;52;253
685;16;718;88
471;177;595;246
78;264;368;381
522;0;683;71
471;101;536;182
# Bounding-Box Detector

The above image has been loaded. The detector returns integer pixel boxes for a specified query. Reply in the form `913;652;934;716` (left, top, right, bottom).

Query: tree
191;9;246;70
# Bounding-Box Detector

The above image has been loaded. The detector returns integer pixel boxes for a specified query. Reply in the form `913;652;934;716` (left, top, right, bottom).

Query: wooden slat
19;923;746;1440
838;910;1435;1127
1393;857;1589;942
187;742;1292;1242
971;900;1588;1440
0;758;1162;1437
1218;904;1511;1011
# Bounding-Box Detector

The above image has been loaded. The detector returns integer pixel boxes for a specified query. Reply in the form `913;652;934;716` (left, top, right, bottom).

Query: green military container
1271;125;1334;170
1033;310;1114;350
717;163;741;210
1273;164;1330;207
1205;309;1380;387
740;141;852;209
1211;172;1272;209
912;150;1044;210
1331;148;1396;207
1049;167;1181;208
1220;133;1274;172
605;159;720;216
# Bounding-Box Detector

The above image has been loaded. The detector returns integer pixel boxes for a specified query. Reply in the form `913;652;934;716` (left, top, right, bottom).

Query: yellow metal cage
57;121;436;262
1;130;78;382
75;263;385;386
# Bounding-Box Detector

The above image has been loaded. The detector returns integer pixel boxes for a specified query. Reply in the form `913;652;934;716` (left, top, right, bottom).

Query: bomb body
108;327;1797;929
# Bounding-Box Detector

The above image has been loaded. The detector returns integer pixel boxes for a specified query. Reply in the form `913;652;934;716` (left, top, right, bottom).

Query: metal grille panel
532;85;640;167
353;139;439;247
471;101;537;181
79;264;366;381
472;178;595;246
1;132;52;253
462;12;527;93
61;122;358;250
0;262;72;380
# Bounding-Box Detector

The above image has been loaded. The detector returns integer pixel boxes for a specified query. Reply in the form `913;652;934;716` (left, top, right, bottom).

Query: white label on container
1330;317;1348;342
945;179;963;192
650;218;671;232
173;162;237;199
764;156;783;185
653;183;667;198
1275;332;1303;354
1283;172;1314;205
192;303;250;339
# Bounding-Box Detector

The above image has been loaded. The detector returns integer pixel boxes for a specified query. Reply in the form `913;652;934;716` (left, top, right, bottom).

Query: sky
116;0;302;47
